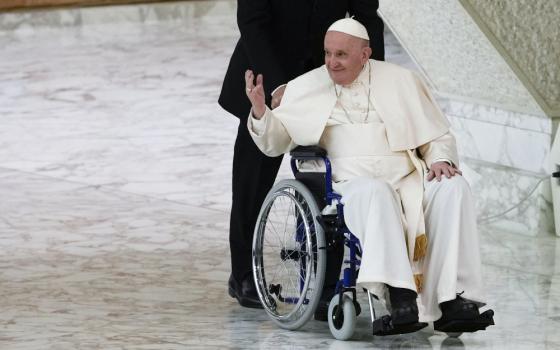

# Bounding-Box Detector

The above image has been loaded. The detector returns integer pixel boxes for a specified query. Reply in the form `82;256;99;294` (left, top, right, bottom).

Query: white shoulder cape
275;60;450;151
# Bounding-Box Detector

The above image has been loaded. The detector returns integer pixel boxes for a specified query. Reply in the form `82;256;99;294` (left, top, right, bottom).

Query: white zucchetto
326;18;369;41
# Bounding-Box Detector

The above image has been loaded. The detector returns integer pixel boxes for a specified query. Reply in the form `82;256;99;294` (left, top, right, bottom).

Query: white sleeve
246;106;296;157
417;131;460;169
248;109;267;136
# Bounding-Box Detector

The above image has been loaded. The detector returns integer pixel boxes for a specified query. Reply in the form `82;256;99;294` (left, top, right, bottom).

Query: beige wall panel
460;0;560;117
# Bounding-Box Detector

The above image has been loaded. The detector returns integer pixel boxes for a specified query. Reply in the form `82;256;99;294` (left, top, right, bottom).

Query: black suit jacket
219;0;385;120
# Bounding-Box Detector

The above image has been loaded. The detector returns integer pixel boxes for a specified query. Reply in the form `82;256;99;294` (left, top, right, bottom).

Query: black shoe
228;274;263;309
314;298;330;322
373;286;427;336
388;286;419;325
438;294;480;321
314;285;336;322
434;294;495;333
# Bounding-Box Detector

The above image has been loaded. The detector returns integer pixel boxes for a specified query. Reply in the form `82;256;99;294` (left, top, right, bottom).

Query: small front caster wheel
328;294;357;340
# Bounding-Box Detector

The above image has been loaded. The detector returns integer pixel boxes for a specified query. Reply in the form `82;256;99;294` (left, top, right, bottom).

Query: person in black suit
218;0;385;314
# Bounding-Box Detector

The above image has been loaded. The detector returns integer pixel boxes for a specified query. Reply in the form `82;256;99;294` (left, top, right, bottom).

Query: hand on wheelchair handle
245;70;266;119
427;161;462;182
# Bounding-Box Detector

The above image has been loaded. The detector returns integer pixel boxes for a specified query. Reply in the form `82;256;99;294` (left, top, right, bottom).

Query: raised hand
245;70;266;119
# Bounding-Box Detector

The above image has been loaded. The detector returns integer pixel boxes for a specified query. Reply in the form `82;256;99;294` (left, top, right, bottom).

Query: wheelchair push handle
289;145;327;160
289;146;330;177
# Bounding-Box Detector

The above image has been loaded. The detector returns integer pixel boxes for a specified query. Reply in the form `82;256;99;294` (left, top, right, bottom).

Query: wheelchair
251;146;427;340
252;146;494;340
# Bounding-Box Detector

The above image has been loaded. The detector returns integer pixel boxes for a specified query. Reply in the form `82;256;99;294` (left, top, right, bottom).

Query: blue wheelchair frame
289;148;363;302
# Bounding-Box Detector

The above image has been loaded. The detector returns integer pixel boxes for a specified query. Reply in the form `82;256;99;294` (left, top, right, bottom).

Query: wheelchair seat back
294;171;327;209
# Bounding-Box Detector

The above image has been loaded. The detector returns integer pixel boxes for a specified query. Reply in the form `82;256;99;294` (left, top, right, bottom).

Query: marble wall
442;100;553;236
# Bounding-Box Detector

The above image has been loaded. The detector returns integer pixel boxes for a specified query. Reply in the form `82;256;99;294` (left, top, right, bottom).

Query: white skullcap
326;17;369;41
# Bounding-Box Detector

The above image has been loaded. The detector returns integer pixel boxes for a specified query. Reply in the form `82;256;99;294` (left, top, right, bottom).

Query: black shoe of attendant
434;294;495;333
314;297;330;322
228;274;263;309
314;285;337;322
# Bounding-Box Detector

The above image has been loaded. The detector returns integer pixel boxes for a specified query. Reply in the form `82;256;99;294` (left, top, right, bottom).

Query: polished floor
1;1;559;349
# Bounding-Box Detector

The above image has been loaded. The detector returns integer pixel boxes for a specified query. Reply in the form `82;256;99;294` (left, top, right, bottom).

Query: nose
327;56;338;70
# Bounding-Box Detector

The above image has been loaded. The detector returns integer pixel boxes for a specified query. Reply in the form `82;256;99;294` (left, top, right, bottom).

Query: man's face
324;31;371;85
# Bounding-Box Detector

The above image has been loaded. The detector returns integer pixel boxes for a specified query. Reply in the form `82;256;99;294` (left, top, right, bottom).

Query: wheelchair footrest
434;309;495;333
372;315;428;336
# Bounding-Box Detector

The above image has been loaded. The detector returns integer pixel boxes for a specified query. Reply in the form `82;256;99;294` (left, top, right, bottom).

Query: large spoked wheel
328;294;357;340
252;179;326;330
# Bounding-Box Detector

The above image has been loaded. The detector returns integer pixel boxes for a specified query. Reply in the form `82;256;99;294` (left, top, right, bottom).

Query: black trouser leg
322;240;344;298
314;233;345;321
229;121;283;283
388;285;418;305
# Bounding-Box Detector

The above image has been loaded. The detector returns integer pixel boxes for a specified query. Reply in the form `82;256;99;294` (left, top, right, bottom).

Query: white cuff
431;158;453;167
248;108;269;136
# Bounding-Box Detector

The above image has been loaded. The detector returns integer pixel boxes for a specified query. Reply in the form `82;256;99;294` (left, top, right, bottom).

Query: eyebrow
325;49;347;54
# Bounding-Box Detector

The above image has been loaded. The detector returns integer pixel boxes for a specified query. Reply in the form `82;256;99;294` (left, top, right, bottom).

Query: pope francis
244;18;494;334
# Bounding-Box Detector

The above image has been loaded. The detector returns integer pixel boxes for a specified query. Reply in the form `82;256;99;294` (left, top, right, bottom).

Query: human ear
362;47;372;62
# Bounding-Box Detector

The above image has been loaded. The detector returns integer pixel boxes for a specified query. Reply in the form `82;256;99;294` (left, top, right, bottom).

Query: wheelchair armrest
289;146;327;160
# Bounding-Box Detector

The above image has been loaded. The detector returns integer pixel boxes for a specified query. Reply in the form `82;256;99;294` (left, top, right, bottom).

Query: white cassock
248;60;484;322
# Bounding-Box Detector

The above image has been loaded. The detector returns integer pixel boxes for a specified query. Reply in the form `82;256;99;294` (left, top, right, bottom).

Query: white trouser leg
419;175;484;321
334;177;416;300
